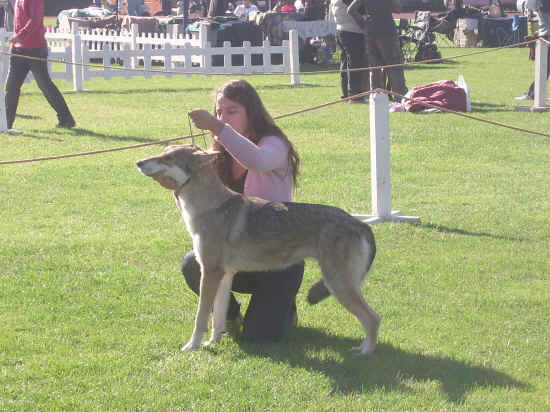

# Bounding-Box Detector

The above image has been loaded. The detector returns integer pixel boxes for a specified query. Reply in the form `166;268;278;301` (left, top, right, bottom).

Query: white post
0;28;8;132
353;93;419;224
289;29;300;85
71;22;84;91
199;23;208;69
533;39;549;110
370;92;392;218
515;38;550;112
131;23;138;69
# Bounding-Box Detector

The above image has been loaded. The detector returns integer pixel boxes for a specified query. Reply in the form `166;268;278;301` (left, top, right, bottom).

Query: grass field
1;45;549;410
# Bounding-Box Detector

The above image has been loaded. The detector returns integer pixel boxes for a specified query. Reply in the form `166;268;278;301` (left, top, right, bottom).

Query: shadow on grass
58;127;177;144
470;102;515;113
409;221;525;242
16;132;66;142
16;113;42;120
238;328;528;402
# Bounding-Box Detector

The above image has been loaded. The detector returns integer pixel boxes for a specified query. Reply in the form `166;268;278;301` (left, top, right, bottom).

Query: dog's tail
307;280;331;305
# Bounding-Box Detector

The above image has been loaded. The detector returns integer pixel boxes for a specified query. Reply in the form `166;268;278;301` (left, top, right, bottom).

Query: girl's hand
188;109;224;136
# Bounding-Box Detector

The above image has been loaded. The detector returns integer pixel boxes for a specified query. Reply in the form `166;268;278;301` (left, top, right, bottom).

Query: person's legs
360;36;371;94
376;33;408;96
28;47;75;128
365;33;385;91
182;252;305;341
336;31;350;98
237;261;304;341
127;0;139;15
181;251;241;319
338;30;366;101
5;49;31;129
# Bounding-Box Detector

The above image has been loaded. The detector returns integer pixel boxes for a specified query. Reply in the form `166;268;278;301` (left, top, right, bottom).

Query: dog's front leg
181;268;224;352
206;271;235;346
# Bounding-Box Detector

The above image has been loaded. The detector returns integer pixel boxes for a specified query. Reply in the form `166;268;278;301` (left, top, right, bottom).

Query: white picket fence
0;23;301;90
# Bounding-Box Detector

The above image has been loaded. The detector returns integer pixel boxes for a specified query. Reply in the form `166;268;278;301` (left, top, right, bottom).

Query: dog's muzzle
136;159;192;192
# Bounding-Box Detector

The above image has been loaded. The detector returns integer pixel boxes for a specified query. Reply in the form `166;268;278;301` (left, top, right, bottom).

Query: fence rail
0;23;300;89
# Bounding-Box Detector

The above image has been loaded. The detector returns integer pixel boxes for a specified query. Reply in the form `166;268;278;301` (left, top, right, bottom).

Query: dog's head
136;145;218;192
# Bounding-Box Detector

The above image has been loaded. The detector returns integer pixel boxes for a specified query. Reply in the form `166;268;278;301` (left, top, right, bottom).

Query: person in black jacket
329;0;369;103
348;0;407;97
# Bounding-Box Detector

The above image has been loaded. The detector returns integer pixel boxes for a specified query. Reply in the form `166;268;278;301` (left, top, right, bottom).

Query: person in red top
5;0;75;132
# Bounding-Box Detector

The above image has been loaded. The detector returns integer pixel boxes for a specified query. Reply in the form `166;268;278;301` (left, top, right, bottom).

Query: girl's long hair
211;79;300;193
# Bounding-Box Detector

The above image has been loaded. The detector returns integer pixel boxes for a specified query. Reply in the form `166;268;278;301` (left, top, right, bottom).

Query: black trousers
365;31;408;97
336;30;368;100
181;251;304;341
5;47;74;129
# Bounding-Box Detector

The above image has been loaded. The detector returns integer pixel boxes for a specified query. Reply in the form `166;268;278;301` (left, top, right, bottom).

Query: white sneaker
7;128;23;135
514;94;532;101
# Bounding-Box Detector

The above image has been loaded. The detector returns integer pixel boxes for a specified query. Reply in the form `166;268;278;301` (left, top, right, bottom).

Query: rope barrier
377;88;550;138
2;83;548;166
0;92;375;166
1;36;546;165
0;132;205;165
0;38;538;77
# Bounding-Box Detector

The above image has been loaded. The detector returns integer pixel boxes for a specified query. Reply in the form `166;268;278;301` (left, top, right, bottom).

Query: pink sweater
217;124;293;202
14;0;47;49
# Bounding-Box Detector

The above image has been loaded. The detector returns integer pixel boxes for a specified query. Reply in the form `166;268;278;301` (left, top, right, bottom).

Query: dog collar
175;175;191;195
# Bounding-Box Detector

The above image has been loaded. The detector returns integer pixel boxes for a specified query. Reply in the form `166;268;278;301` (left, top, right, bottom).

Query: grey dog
137;145;381;356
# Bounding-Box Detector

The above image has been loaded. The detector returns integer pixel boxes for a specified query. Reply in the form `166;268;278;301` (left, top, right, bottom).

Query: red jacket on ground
13;0;47;49
404;80;467;113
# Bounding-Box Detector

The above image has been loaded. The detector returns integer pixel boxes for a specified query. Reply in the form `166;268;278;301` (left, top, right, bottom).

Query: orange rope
2;86;549;166
0;132;205;165
377;88;550;138
0;93;376;165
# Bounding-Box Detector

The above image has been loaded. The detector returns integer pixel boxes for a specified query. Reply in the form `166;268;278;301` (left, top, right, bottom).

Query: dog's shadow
235;327;528;402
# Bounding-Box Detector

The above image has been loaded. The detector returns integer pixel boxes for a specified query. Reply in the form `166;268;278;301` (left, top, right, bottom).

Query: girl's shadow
236;327;528;402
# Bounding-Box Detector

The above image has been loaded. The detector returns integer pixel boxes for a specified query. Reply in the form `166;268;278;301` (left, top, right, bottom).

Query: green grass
1;46;549;410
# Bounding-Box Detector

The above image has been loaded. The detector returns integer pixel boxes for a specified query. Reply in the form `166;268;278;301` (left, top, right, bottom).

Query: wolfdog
137;145;381;356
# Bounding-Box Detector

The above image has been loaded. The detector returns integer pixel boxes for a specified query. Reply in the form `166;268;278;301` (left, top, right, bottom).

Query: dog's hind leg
319;242;380;356
327;280;381;357
206;271;235;346
181;267;225;352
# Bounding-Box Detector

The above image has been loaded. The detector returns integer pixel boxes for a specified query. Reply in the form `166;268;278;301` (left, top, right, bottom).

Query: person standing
234;0;259;18
348;0;407;98
161;0;172;15
5;0;75;132
329;0;369;103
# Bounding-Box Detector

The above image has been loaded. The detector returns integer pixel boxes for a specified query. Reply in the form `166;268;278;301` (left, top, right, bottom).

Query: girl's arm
217;125;288;173
188;109;288;172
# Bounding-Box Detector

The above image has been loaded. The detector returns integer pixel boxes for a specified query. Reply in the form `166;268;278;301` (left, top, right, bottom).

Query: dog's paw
350;339;376;357
180;341;200;352
204;333;223;347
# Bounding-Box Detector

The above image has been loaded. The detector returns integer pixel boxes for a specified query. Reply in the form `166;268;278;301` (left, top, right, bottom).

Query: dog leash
187;114;195;146
187;113;209;148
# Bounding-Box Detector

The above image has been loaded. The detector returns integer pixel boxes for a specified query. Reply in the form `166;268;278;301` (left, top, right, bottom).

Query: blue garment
126;0;141;16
